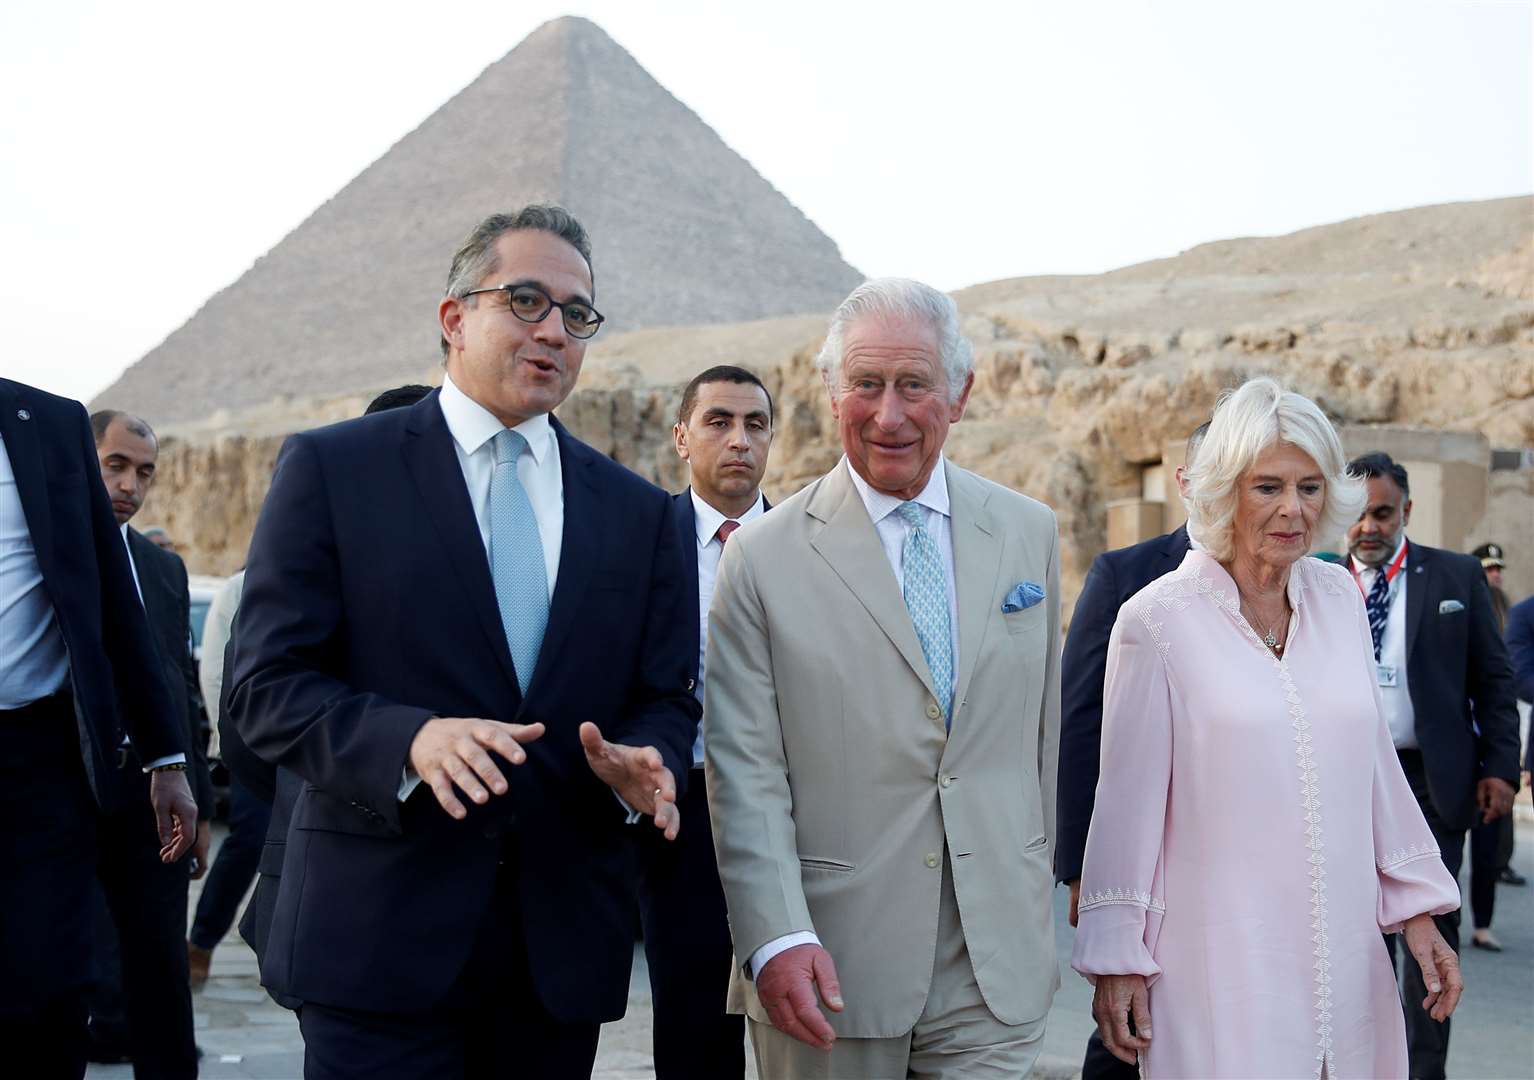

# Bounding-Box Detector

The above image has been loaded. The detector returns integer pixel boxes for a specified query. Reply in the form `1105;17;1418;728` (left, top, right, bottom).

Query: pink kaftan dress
1071;550;1459;1079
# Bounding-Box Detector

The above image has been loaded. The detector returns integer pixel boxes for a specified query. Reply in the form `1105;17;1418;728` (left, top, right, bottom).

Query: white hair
814;278;974;403
1183;377;1366;562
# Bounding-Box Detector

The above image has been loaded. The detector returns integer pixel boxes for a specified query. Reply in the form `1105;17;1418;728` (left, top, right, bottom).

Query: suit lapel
401;394;522;697
675;490;700;613
808;461;938;702
0;382;55;571
949;465;1002;717
529;419;598;692
1404;541;1429;666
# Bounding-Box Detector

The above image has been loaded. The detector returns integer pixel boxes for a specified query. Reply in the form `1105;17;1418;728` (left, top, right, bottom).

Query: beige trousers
747;855;1046;1079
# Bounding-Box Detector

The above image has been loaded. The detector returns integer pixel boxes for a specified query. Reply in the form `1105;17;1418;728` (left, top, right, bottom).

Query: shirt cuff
616;791;642;825
398;767;423;802
140;753;187;773
748;931;821;982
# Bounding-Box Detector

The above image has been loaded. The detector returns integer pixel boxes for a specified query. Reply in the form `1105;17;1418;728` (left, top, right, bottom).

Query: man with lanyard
1345;451;1519;1080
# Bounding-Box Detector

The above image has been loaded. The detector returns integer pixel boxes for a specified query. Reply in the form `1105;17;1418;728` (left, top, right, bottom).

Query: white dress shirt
0;430;69;709
438;370;563;592
398;372;565;801
691;488;766;768
199;570;245;755
747;457;962;981
1350;537;1416;749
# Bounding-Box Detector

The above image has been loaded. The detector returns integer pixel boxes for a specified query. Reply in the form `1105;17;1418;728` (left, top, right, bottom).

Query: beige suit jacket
704;458;1061;1037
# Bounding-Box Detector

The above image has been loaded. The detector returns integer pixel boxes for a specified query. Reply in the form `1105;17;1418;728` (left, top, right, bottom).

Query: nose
726;423;750;451
532;307;569;347
1278;486;1302;518
873;387;906;432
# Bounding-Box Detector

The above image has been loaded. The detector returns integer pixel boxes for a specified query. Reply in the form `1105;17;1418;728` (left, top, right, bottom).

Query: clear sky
2;0;1529;404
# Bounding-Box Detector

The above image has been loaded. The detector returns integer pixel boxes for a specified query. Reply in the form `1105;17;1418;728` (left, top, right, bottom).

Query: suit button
926;702;941;720
940;775;954;789
925;852;939;869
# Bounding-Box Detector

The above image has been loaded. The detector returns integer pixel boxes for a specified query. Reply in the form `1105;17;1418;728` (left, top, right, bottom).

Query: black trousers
190;775;270;950
636;768;745;1080
87;752;198;1080
1467;812;1513;931
297;853;599;1080
0;691;96;1080
1082;1028;1141;1079
1386;749;1464;1080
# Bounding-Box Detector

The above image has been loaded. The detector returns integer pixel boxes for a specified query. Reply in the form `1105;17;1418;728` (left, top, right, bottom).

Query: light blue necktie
895;501;953;727
490;429;549;695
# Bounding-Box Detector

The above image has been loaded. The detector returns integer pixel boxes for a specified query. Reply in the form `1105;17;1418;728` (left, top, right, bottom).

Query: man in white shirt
1345;451;1520;1080
705;279;1062;1077
637;365;774;1079
0;381;196;1080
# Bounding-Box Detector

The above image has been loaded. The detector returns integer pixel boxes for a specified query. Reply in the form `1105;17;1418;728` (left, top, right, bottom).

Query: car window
189;601;212;647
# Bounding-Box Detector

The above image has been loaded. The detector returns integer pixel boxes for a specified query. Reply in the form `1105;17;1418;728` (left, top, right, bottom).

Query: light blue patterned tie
895;501;953;727
490;429;548;695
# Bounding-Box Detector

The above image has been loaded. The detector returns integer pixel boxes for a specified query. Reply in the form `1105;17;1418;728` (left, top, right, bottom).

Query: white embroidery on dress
1078;887;1166;914
1132;600;1172;659
1377;843;1441;872
1195;568;1334;1077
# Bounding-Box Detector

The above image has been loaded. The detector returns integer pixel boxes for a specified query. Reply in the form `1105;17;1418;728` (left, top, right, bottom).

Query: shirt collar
847;455;950;526
1348;534;1408;577
690;488;765;547
439;370;552;465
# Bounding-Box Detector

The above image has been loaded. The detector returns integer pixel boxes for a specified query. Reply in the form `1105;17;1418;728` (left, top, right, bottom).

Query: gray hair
440;206;594;356
1182;377;1366;562
814;278;974;403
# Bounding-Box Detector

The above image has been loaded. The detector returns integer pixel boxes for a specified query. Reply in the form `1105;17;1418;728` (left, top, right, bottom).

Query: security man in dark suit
83;410;216;1077
636;366;775;1079
229;208;699;1078
1345;451;1520;1080
1056;422;1206;1080
0;380;197;1080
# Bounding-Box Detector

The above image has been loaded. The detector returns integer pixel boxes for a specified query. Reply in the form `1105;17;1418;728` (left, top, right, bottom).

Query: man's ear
948;371;976;423
438;296;465;353
672;421;690;462
1401;498;1412;527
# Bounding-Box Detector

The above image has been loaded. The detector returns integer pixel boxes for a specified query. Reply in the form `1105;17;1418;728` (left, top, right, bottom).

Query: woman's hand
1403;913;1464;1021
1091;973;1151;1065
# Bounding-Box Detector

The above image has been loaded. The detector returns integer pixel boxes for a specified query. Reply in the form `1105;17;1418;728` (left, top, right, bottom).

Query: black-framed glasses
460;283;605;339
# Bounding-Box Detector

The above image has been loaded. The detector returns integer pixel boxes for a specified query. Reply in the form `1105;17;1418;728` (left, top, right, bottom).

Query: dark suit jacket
127;526;215;817
1055;524;1189;883
228;392;699;1021
1506;595;1534;708
0;379;182;805
1401;542;1521;829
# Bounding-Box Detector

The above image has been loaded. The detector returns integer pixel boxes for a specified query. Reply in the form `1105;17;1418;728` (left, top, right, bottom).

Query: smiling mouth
523;356;558;373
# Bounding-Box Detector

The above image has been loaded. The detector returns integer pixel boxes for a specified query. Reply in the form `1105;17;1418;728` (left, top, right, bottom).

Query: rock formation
132;196;1534;614
92;16;861;426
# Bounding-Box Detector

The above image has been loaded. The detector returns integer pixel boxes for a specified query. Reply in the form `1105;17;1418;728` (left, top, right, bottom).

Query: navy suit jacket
1507;595;1534;775
127;526;215;817
1398;542;1520;829
1055;524;1189;884
228;391;699;1020
0;379;182;805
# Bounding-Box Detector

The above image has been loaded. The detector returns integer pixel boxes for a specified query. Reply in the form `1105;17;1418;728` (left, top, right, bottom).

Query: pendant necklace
1247;604;1284;654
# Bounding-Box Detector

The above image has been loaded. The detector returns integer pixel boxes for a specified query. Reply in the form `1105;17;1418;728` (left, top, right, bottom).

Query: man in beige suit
704;278;1061;1077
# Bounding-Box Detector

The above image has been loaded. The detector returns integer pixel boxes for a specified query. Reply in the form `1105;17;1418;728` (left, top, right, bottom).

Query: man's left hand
190;820;212;880
1477;777;1516;823
149;768;198;863
578;722;680;840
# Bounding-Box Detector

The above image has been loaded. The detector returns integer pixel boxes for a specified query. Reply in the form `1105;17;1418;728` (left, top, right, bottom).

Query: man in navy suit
637;365;775;1079
84;409;215;1078
1056;422;1206;1079
1345;452;1519;1080
0;380;196;1080
228;207;699;1079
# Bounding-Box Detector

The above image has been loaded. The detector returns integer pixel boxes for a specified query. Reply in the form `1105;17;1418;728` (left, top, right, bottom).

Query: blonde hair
1183;377;1365;562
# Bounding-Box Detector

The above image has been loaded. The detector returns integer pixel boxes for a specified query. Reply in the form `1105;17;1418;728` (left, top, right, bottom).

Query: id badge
1376;664;1399;688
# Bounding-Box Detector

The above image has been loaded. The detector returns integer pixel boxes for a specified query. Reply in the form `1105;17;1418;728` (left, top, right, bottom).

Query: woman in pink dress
1072;377;1463;1078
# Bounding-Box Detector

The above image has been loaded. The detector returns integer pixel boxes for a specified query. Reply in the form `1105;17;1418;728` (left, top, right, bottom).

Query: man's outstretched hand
149;767;198;864
578;722;680;840
408;716;545;820
757;944;843;1050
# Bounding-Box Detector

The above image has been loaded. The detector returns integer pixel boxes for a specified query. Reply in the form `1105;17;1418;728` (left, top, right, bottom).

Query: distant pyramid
97;17;862;424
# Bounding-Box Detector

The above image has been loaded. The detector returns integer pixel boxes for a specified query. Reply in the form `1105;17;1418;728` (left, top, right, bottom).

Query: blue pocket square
1002;581;1046;613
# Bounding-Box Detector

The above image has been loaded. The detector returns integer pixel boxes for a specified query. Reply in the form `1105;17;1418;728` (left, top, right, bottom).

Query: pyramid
95;17;862;424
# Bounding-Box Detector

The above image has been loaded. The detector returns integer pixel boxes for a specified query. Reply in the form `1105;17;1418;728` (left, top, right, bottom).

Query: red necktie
715;520;740;546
